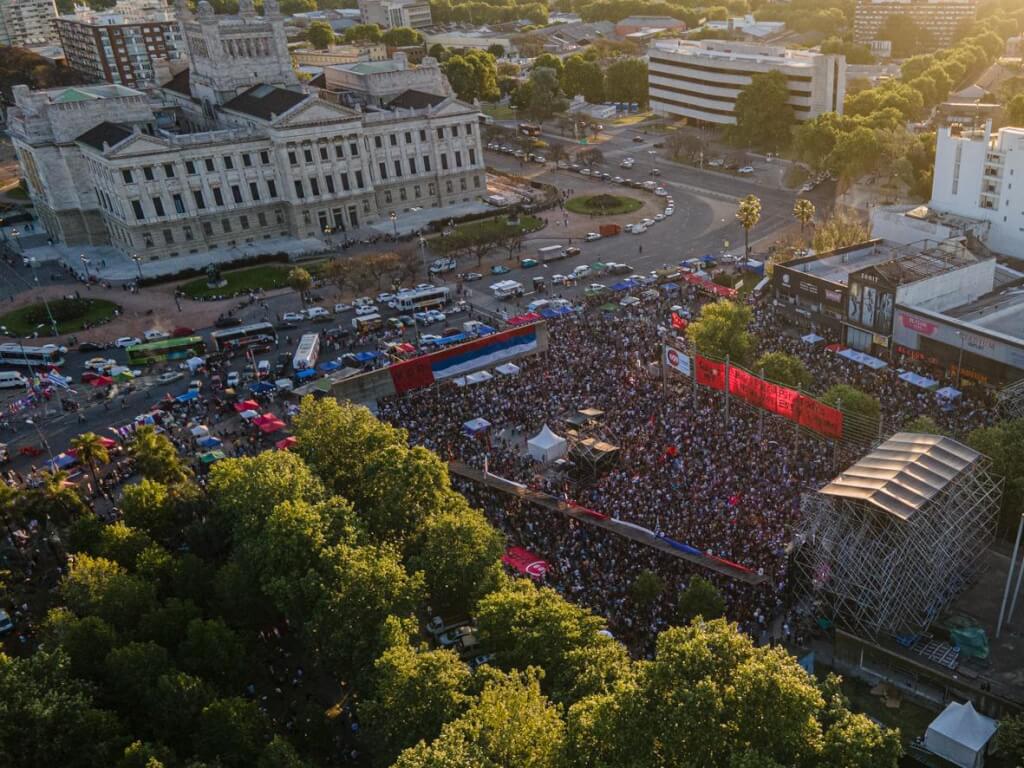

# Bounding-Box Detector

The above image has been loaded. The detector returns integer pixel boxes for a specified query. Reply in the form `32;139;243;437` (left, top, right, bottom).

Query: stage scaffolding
793;432;1002;640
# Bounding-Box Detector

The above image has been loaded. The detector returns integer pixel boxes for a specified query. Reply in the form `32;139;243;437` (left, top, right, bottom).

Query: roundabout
565;194;644;216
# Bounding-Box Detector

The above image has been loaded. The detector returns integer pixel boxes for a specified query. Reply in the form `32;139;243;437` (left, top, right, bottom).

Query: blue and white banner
663;345;691;377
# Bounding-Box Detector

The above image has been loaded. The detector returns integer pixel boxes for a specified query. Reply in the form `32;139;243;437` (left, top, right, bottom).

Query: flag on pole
671;312;688;331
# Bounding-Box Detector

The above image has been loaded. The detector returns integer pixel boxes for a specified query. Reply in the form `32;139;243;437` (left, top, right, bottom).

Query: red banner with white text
695;356;726;390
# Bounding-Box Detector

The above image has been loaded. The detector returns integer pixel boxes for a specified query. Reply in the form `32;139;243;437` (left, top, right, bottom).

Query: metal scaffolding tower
794;432;1002;639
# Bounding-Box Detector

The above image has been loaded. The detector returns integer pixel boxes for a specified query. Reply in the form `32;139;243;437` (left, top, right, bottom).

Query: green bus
126;336;206;366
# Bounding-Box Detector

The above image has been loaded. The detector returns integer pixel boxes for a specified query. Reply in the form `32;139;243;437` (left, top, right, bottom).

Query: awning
591;262;607;271
234;399;260;412
463;417;491;435
199;449;226;464
186;356;205;371
295;368;317;380
258;417;286;434
466;370;493;385
175;390;199;403
190;425;209;437
899;370;939;390
239;409;259;420
936;386;962;400
395;342;416;354
275;435;297;451
249;381;275;394
662;282;679;293
352;351;378;362
801;333;825;345
495;362;520;376
507;312;541;326
45;452;78;470
318;360;341;372
836;347;887;369
611;281;633;292
196;435;222;449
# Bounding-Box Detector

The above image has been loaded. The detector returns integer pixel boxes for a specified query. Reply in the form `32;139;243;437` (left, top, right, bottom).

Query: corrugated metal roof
820;432;979;520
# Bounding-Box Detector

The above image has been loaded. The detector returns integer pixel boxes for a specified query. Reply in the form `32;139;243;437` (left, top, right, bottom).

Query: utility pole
723;354;730;429
997;512;1024;638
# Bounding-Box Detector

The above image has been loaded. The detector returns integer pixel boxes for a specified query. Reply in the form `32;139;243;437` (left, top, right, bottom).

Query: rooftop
820;432;981;521
651;38;828;66
943;280;1024;338
222;84;308;120
388;89;446;109
76;121;132;150
787;238;980;285
618;15;685;24
45;84;142;103
337;59;404;75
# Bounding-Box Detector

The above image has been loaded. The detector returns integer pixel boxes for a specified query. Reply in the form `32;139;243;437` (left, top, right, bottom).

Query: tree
629;569;665;612
150;671;216;747
904;415;947;435
286;267;312;308
812;211;871;253
381;26;422;47
792;198;815;235
996;713;1024;765
194;697;269;768
675;576;726;625
736;194;762;257
561;54;604;103
360;641;473;765
879;13;934;58
118;740;176;768
755;351;811;388
968;418;1024;533
409;503;504;612
443;50;499;102
343;23;382;43
1007;93;1024;126
306;21;334;50
70;432;109;496
827;126;883;180
525;66;567;125
821;384;880;434
103;641;172;717
179;618;246;687
61;554;158;632
427;42;447;60
533;53;563;77
393;669;566;768
577;147;604;170
605;58;648;108
486;43;505;59
130;426;190;484
41;608;118;682
733;72;795;151
686;300;754;364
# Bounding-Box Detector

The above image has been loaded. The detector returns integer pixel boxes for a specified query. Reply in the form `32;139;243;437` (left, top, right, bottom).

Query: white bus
395;287;450;312
292;333;320;371
0;343;64;368
352;313;384;333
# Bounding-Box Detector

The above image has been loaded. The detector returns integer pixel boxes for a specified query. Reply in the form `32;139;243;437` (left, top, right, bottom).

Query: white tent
466;370;494;385
186;356;205;372
527;424;568;463
924;701;997;768
496;362;521;376
190;425;209;437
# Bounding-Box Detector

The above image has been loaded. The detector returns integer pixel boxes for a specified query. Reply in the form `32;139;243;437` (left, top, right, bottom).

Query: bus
518;122;541;137
126;336;206;366
0;343;64;368
209;322;277;352
292;333;320;371
352;314;384;334
395;287;450;312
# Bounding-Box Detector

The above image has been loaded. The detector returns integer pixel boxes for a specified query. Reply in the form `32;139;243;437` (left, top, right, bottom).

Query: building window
183;225;193;241
303;148;313;163
293;180;304;198
436;127;444;139
302;211;311;225
452;125;459;137
172;193;185;213
186;160;196;175
455;151;462;168
414;185;421;197
212;187;224;206
428;182;436;195
288;150;298;165
335;144;344;159
378;162;388;180
318;211;329;230
162;228;174;244
260;150;270;165
202;221;213;236
355;170;364;188
163;162;175;178
258;212;267;227
240;215;249;230
222;218;232;233
400;188;407;201
152;196;165;217
340;172;350;191
374;136;383;149
362;199;370;213
242;153;252;167
122;169;134;183
466;122;473;134
473;175;481;188
460;177;466;191
325;175;335;194
446;180;453;193
249;182;260;200
441;154;449;171
409;157;417;174
143;232;154;248
131;199;144;220
319;146;329;161
405;131;412;144
349;141;359;157
394;159;402;177
204;158;215;172
267;179;277;198
193;189;206;209
143;166;154;181
385;190;393;203
469;148;476;165
309;177;320;196
275;209;285;225
229;185;241;204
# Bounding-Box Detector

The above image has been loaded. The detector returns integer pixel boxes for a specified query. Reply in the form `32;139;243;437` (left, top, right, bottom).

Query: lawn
566;194;643;216
482;104;516;121
610;111;655;126
180;264;292;299
451;214;543;240
0;297;119;336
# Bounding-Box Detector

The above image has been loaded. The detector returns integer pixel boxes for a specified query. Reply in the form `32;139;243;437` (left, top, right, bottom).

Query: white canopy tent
923;701;997;768
466;370;494;385
496;362;521;376
527;425;568;463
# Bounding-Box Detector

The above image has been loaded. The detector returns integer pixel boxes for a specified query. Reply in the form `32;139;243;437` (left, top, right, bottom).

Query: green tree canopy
306;21;334;49
686;300;754;364
755;351;811;388
130;425;191;484
968;417;1024;533
813;211;871;253
343;23;382;43
605;57;648;107
561;54;605;103
381;27;422;47
675;575;726;625
736;194;762;257
732;71;795;151
443;50;500;102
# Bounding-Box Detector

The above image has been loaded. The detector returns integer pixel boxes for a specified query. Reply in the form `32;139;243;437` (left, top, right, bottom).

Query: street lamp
418;235;428;279
27;257;59;336
24;418;54;465
389;211;398;237
80;254;91;281
131;254;143;281
955;330;966;389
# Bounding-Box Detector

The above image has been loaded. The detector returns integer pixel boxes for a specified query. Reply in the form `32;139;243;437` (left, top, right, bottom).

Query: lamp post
131;254;143;281
419;235;428;279
80;254;91;281
389;211;398;237
25;418;54;465
955;330;966;389
27;257;59;336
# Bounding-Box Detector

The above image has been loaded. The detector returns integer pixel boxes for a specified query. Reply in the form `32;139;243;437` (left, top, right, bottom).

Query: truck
537;244;566;262
598;223;621;237
490;280;524;300
292;333;320;371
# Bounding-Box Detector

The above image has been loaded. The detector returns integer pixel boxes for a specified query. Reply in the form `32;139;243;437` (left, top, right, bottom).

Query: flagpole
724;354;730;430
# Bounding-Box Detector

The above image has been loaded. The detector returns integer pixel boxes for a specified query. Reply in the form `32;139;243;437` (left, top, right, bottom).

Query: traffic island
565;194;644;216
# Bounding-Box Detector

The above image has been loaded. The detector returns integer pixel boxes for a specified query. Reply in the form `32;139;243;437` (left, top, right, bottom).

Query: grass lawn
0;297;119;336
450;214;543;239
566;194;643;216
610;111;654;126
482;104;516;121
180;264;291;299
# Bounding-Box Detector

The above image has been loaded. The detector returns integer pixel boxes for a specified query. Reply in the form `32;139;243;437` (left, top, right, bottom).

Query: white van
306;306;329;319
0;371;27;389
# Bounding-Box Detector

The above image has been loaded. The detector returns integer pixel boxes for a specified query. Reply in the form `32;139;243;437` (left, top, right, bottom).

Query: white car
143;329;169;341
157;371;184;384
571;265;591;279
334;302;353;313
84;357;116;371
641;218;655;227
585;232;601;241
420;334;442;344
665;208;675;216
306;306;329;319
551;274;567;285
226;371;241;387
620;158;634;167
257;360;271;376
738;166;755;174
580;168;591;176
426;309;447;323
708;158;724;167
655;213;665;222
282;312;305;322
114;336;140;348
377;292;395;304
654;187;668;196
355;304;378;316
631;225;647;235
354;296;374;307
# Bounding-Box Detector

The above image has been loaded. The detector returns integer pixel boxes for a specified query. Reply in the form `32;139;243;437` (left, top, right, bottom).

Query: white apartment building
930;121;1024;256
648;39;846;126
854;0;976;50
8;0;485;263
0;0;57;47
357;0;431;29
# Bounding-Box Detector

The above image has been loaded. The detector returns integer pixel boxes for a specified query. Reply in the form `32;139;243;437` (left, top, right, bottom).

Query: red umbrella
234;399;260;412
259;417;286;434
275;436;297;451
90;375;114;388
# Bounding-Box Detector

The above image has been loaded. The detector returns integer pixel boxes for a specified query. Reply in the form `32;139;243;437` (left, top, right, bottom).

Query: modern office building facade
854;0;976;50
648;39;845;125
0;0;57;47
8;0;484;263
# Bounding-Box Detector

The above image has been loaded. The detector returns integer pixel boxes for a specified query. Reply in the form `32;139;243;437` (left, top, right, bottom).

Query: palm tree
287;267;313;309
735;194;762;257
70;432;109;496
793;198;815;235
131;425;190;484
33;470;89;526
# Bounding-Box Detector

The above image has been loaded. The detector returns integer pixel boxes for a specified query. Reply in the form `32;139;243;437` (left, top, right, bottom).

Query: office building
0;0;57;47
648;39;845;125
358;0;431;30
7;0;485;263
55;6;184;86
854;0;976;50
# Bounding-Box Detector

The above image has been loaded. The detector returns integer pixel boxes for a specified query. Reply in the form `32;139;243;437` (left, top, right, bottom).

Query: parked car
281;311;304;322
551;274;567;285
585;232;601;241
490;264;510;275
457;272;483;282
377;292;395;304
564;246;582;257
426;309;446;323
429;258;457;275
334;302;353;313
143;329;169;341
520;258;539;268
738;166;755;174
438;624;476;647
172;326;194;337
585;283;608;295
84;357;116;371
77;341;105;353
305;306;329;319
632;136;644;143
571;265;591;279
157;371;184;384
226;371;241;388
114;336;140;348
215;315;242;328
397;315;415;327
355;304;378;316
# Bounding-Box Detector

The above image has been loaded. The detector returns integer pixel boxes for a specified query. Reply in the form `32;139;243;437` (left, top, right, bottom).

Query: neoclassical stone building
8;0;485;263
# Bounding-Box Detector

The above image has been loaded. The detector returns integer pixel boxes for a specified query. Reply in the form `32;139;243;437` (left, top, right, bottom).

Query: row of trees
430;0;548;25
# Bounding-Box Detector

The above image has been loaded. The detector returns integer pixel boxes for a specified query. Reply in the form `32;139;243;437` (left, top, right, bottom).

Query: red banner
797;395;844;439
695;356;726;390
766;381;800;419
501;546;550;579
389;357;434;394
728;367;765;409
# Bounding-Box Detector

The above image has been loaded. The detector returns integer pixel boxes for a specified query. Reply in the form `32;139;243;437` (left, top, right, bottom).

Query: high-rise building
648;40;845;125
853;0;976;51
358;0;431;30
55;5;184;87
0;0;57;47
